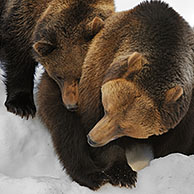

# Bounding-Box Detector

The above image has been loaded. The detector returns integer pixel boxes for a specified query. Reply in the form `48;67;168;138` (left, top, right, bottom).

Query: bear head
32;0;114;111
87;52;187;147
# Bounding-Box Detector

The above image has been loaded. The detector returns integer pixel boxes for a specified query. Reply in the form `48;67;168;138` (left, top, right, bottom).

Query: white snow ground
0;1;194;194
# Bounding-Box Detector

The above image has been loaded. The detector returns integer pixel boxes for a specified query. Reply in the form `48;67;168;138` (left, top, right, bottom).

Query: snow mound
0;154;194;194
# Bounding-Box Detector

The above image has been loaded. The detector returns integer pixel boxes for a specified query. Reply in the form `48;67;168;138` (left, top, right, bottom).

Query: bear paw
80;171;109;190
5;92;36;119
104;162;137;188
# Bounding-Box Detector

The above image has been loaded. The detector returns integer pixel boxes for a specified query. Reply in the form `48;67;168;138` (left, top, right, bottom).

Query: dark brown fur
38;72;137;190
37;1;194;190
36;0;119;191
0;0;114;117
81;1;194;156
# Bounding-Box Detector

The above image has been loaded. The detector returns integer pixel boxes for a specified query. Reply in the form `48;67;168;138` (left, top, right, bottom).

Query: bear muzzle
61;80;79;111
87;115;121;147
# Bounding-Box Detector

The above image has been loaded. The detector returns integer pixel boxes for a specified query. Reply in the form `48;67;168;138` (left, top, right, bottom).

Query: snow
0;1;194;194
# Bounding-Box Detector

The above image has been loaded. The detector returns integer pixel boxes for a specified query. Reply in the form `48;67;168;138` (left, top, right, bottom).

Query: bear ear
33;40;56;57
165;85;183;104
86;17;104;39
127;52;148;72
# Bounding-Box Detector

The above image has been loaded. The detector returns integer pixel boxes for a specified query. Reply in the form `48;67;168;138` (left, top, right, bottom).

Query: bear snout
87;135;98;147
66;103;78;112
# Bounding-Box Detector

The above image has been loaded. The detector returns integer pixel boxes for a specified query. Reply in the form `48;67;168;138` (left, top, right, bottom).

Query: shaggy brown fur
38;72;137;190
0;0;114;117
82;2;194;156
80;0;194;185
37;1;194;190
88;53;184;146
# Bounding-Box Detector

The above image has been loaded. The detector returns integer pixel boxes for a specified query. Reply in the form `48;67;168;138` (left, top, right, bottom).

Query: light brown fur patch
124;52;148;78
88;78;167;146
62;80;79;107
165;85;183;103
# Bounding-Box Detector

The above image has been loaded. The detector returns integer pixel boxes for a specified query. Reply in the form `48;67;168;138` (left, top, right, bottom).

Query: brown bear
0;0;114;118
88;52;194;158
87;52;185;145
79;0;194;185
81;2;194;156
37;0;194;191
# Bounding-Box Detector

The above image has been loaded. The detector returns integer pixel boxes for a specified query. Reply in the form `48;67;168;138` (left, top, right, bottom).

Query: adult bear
0;0;114;118
87;52;194;158
82;1;194;157
37;0;194;191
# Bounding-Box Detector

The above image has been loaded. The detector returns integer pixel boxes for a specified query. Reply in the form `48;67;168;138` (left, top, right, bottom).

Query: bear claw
86;171;109;190
104;162;137;188
5;92;36;119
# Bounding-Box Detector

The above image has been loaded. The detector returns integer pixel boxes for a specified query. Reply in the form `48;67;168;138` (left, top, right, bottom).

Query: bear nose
66;104;78;112
87;135;97;147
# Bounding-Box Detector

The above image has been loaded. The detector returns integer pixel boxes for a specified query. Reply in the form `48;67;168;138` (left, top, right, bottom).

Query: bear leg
37;73;109;190
4;57;37;119
49;112;109;190
49;114;109;190
93;143;137;188
75;170;109;190
5;91;36;119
